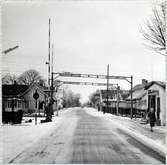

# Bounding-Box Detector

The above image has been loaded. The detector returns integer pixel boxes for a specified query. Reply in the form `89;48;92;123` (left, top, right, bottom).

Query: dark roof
144;81;165;90
2;84;29;97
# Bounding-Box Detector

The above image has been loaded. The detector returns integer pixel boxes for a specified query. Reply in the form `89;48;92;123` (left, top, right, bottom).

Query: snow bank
85;108;166;158
107;118;166;157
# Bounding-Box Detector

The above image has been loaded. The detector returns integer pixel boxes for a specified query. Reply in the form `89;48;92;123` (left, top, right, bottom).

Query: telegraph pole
51;44;54;74
116;85;119;115
50;72;54;117
48;18;51;86
106;64;109;114
130;76;133;119
56;87;59;116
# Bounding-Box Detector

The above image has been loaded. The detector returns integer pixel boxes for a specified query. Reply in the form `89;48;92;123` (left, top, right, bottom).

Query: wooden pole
48;18;51;86
130;76;133;119
106;64;109;114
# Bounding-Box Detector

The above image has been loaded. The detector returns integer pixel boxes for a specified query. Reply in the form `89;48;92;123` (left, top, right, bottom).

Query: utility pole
56;87;59;116
106;64;109;114
50;72;54;117
130;76;133;119
51;44;53;74
116;85;119;115
48;18;51;86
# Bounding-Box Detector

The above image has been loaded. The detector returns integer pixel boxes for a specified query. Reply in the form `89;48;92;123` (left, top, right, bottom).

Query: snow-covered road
3;108;165;164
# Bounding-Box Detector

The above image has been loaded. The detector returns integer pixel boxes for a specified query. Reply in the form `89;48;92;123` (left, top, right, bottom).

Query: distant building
99;89;129;114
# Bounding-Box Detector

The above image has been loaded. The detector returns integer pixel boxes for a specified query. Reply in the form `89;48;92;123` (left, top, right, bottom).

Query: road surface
8;108;165;164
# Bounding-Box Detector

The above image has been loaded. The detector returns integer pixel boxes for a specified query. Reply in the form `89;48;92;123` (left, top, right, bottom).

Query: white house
144;81;166;126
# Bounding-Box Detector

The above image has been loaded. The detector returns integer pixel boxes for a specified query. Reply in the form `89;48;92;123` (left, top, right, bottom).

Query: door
148;95;156;112
157;97;160;120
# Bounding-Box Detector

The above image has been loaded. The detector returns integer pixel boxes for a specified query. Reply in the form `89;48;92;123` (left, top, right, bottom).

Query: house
20;84;49;113
2;83;49;114
127;79;166;126
145;81;166;126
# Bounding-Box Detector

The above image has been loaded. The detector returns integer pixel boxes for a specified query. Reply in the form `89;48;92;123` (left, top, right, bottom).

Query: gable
147;83;165;93
20;84;48;98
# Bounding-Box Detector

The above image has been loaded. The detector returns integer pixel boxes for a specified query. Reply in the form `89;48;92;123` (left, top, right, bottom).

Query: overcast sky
2;0;165;102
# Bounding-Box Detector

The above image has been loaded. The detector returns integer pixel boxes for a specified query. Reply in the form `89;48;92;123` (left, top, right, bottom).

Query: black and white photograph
1;0;166;164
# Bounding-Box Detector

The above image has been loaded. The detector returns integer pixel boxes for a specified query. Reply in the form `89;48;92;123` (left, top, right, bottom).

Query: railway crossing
49;66;133;120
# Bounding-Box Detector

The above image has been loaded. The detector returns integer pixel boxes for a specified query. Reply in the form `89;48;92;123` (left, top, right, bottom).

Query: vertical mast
51;44;53;74
106;64;109;114
48;18;51;86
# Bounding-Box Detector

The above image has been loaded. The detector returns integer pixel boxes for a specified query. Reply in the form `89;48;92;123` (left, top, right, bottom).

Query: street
8;108;165;164
2;1;166;164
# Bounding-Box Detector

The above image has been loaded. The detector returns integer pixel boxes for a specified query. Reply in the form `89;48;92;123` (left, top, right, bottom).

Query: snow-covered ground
2;109;71;163
85;107;166;157
0;126;3;164
2;107;166;163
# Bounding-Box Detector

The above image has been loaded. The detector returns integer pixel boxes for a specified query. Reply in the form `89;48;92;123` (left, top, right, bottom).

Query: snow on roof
126;89;147;100
132;84;145;91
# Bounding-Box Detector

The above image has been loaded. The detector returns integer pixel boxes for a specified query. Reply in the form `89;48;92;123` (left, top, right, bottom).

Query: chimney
142;79;148;85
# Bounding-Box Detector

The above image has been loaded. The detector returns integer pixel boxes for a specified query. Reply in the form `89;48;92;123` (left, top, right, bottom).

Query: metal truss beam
54;72;131;80
55;80;118;87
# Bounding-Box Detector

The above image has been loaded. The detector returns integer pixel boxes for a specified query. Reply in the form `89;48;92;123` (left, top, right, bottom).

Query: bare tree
62;89;81;108
89;90;100;107
18;69;44;85
2;73;18;84
140;2;166;56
